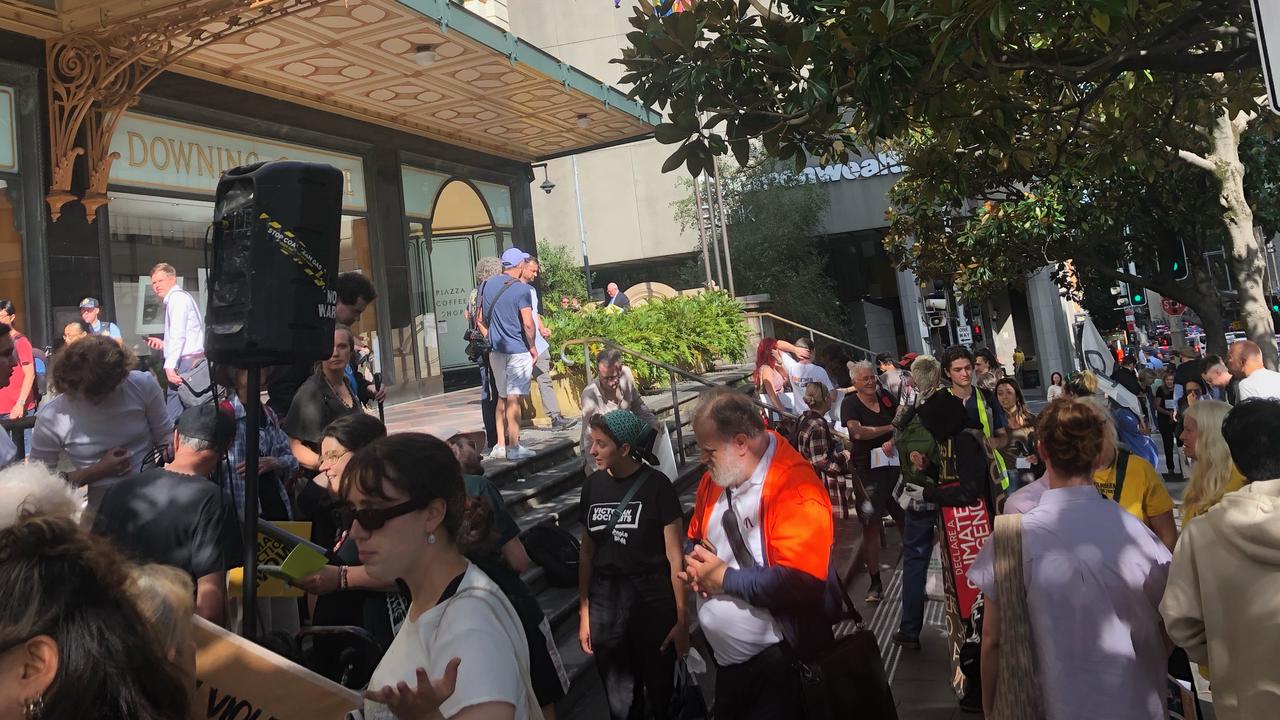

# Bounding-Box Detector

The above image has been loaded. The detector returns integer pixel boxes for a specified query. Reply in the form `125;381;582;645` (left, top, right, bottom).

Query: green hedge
547;291;748;389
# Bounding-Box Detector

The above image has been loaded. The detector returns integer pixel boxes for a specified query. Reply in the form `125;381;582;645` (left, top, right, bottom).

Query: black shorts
856;466;900;521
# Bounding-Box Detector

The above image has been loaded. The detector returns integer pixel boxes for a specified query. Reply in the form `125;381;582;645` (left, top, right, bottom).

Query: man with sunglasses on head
579;348;659;471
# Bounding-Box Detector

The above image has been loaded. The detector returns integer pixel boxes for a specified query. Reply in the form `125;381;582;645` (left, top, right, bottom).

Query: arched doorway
403;172;514;393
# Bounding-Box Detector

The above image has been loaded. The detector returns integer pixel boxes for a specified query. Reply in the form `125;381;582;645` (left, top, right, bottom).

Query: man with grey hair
605;281;631;310
91;404;242;625
682;386;837;717
578;348;658;469
0;462;78;529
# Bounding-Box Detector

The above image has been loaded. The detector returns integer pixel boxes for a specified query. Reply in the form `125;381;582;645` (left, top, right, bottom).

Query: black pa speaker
205;161;342;366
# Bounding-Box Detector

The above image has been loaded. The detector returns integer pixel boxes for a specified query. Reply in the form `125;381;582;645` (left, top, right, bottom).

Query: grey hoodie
1160;478;1280;720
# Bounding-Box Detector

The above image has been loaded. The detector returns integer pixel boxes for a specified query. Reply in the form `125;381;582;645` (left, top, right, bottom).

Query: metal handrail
747;311;877;360
560;337;848;461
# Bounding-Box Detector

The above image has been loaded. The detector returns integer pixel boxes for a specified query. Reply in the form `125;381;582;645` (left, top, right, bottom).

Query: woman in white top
344;432;538;720
30;336;171;486
1045;371;1066;401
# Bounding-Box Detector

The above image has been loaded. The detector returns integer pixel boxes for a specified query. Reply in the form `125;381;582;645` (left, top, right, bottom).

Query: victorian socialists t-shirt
365;563;534;719
580;464;681;576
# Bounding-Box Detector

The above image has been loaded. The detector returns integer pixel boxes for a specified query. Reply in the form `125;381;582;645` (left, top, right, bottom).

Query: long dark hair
995;377;1031;427
0;515;190;720
341;433;493;552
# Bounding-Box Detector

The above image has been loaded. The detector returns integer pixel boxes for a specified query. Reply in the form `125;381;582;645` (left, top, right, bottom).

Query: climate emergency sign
191;617;361;720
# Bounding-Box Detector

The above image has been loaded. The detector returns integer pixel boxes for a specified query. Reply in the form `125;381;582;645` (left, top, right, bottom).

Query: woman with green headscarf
578;409;686;720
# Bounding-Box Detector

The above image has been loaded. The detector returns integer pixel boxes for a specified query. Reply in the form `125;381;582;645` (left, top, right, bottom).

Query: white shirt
783;355;834;415
529;287;549;355
162;287;204;369
1237;367;1280;401
30;371;172;477
969;485;1172;720
697;434;784;665
366;564;534;719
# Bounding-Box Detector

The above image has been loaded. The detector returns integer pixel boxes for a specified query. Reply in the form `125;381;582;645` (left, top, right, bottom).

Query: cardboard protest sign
191;616;362;720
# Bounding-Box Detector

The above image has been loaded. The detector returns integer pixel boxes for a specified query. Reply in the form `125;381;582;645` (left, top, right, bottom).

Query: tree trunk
1205;108;1278;368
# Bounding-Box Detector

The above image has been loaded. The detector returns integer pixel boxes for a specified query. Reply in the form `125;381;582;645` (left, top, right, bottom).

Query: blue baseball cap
501;248;530;268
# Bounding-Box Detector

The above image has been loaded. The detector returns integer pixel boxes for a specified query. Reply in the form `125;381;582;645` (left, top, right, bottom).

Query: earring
426;532;437;545
23;697;44;719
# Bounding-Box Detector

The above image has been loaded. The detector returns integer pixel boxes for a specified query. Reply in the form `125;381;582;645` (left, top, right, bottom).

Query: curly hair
0;515;191;719
1035;398;1109;478
474;256;503;285
50;335;136;403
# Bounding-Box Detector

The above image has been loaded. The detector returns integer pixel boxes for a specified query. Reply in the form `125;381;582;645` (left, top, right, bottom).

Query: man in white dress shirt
146;262;205;421
682;387;836;719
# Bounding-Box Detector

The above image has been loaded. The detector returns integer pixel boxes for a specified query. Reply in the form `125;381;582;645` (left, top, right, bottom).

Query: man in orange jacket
681;386;838;719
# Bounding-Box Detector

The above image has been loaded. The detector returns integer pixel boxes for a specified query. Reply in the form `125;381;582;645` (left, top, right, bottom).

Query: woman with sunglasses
346;434;537;720
293;414;403;677
579;410;686;720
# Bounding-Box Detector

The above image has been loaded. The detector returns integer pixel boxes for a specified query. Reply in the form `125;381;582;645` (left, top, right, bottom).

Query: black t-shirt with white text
580;464;681;576
91;468;243;580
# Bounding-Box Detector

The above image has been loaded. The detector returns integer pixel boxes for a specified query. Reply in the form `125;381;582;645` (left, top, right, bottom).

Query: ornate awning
21;0;657;219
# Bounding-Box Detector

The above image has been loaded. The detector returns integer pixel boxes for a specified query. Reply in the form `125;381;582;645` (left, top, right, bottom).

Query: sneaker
487;445;508;460
892;631;921;650
550;415;579;430
506;445;536;461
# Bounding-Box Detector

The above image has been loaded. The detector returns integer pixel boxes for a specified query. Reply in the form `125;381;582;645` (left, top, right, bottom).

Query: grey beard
709;457;752;488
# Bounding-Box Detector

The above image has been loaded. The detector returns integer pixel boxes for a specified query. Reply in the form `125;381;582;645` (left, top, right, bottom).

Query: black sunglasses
338;498;430;532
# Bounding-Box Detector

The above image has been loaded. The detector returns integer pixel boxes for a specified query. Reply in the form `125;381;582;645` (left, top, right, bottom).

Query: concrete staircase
474;365;753;705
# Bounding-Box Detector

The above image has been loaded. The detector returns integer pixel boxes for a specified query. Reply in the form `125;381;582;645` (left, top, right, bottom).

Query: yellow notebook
227;520;328;598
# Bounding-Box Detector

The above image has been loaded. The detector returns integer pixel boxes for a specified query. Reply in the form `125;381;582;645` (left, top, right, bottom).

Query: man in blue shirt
478;248;538;461
79;297;122;344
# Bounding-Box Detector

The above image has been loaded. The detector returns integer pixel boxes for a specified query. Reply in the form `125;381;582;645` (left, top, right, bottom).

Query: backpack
520;522;580;588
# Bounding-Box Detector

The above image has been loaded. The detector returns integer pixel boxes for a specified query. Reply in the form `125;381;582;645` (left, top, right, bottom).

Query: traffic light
1161;238;1190;282
1271;294;1280;314
972;323;984;341
1129;287;1147;308
1111;282;1129;307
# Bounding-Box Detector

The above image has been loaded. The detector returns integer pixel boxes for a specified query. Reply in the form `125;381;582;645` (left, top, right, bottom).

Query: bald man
1229;340;1280;401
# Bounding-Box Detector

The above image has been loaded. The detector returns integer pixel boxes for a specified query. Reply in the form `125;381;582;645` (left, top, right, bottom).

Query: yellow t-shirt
1093;453;1175;523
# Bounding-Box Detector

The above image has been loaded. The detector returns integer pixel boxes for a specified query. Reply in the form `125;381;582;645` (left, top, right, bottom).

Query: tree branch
1174;146;1216;172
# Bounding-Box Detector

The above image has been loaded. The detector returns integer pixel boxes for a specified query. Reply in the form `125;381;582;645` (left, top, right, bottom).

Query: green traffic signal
1131;292;1144;304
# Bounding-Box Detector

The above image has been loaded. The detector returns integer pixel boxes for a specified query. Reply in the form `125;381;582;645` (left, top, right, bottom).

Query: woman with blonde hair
1179;400;1244;521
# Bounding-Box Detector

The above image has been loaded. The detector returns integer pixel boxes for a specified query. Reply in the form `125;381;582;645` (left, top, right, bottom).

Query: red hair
754;337;779;384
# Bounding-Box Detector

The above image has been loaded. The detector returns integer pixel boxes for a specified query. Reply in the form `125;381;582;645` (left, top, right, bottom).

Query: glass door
429;235;478;370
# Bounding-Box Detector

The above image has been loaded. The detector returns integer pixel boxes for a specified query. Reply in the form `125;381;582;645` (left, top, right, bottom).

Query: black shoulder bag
794;573;898;720
465;279;517;360
604;473;650;534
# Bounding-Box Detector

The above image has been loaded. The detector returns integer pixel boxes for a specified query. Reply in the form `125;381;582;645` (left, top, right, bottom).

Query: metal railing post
668;369;685;464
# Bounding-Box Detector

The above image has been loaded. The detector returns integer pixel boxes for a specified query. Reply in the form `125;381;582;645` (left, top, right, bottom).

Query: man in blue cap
477;247;538;460
79;297;122;344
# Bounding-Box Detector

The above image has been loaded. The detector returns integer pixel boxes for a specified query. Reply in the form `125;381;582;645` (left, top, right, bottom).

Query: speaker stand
241;364;262;640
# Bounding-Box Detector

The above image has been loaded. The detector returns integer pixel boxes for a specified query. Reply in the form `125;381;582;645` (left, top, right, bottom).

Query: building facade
0;0;655;401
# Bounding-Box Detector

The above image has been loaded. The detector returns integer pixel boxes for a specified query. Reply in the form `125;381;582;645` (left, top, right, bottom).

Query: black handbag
795;576;898;720
668;659;709;720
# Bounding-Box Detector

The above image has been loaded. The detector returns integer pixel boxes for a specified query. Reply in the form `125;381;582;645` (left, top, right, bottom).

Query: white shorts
490;350;533;398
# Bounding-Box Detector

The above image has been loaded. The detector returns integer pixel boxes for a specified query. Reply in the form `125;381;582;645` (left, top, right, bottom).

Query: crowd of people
5;245;1280;720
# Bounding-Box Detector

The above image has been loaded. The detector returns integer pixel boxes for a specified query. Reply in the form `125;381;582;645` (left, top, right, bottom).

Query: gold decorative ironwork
45;0;340;221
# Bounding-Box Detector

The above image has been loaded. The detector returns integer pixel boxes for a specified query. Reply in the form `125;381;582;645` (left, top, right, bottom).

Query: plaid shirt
794;410;856;518
220;395;299;517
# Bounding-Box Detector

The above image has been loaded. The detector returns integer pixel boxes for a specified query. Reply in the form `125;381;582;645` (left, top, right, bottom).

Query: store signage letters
773;152;906;185
110;113;367;211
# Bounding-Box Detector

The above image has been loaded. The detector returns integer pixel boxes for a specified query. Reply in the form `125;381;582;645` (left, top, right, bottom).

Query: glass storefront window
108;191;370;365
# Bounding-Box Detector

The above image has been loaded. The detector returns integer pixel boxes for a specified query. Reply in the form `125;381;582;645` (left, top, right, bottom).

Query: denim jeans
478;358;498;448
589;573;677;720
898;508;937;638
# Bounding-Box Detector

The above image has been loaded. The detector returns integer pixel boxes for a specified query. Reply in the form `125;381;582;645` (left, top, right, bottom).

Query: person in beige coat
1161;398;1280;720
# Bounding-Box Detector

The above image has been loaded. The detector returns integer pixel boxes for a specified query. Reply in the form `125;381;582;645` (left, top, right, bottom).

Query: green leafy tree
616;0;1280;364
673;156;848;334
535;240;589;311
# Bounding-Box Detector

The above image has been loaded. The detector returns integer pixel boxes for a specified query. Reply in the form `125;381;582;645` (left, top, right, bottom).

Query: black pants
1158;416;1179;476
714;644;802;719
589;573;677;720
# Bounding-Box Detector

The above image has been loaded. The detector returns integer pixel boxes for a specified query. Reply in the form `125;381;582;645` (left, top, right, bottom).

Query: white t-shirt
529;287;549;356
30;371;172;478
779;353;833;414
697;435;784;665
1238;367;1280;401
365;563;535;720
